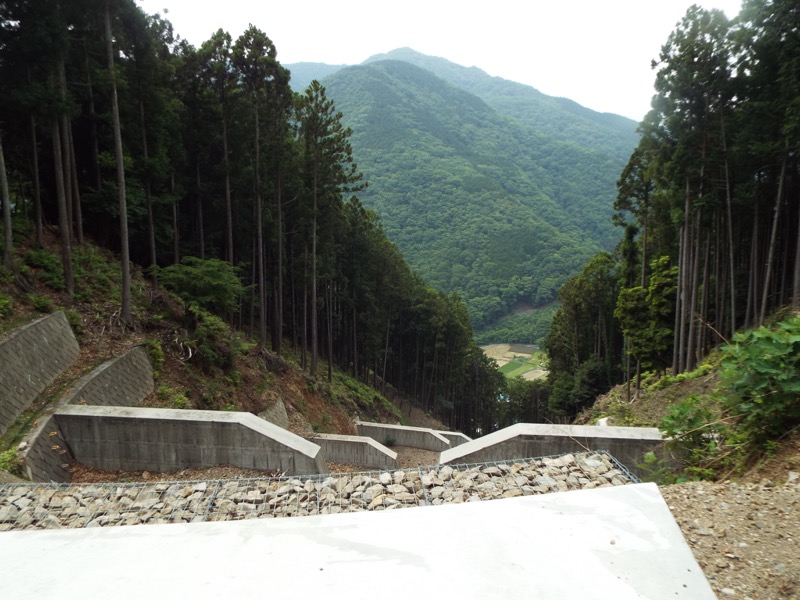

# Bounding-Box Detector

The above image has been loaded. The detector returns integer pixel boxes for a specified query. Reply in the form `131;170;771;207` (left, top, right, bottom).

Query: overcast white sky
136;0;743;122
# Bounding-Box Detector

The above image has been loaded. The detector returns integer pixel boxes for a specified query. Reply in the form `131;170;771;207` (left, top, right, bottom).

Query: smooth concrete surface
50;405;327;477
441;422;667;477
0;483;715;600
313;433;397;469
437;430;472;447
356;420;451;451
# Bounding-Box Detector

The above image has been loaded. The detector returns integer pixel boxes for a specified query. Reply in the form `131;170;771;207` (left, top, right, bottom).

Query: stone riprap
0;452;635;531
0;311;80;438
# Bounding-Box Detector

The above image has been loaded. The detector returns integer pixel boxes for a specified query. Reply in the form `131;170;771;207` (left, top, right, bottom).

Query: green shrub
158;384;189;409
157;257;244;315
719;316;800;446
25;248;64;291
0;293;12;320
188;304;235;373
63;308;83;336
28;294;52;313
143;339;165;377
0;448;23;475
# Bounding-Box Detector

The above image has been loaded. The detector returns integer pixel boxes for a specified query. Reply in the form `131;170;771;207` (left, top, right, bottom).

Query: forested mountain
291;56;637;334
362;48;639;163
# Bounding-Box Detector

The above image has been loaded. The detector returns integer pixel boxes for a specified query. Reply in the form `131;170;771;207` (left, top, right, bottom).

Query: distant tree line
544;0;800;419
0;0;504;436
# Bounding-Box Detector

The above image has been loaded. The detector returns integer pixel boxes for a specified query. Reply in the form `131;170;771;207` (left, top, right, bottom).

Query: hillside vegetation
0;234;412;466
0;2;505;440
304;54;637;339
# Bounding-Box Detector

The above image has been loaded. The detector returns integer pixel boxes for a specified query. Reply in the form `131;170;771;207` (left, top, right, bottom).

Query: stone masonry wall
60;346;154;408
0;312;79;438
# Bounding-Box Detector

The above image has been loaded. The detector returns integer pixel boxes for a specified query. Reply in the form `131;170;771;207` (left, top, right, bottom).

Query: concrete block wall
21;415;75;482
0;311;80;437
313;434;397;470
439;423;667;477
61;346;154;408
46;405;327;482
356;421;451;452
258;398;289;429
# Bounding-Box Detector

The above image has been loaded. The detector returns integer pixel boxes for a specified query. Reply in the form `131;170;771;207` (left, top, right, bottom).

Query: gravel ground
660;476;800;600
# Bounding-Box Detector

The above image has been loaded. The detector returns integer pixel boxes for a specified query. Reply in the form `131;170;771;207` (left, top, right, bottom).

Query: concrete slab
0;483;714;599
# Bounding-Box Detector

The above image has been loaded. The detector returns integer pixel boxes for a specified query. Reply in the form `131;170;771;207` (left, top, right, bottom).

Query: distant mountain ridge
286;50;639;339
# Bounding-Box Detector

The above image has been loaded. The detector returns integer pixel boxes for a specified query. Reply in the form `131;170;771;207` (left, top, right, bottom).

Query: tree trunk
254;104;267;351
760;156;787;325
105;0;131;324
273;167;283;355
222;117;234;264
721;112;736;336
29;115;43;246
793;189;800;309
0;131;12;269
52;119;74;297
140;101;157;277
171;173;179;264
84;37;101;190
311;167;318;377
67;122;83;245
196;160;205;259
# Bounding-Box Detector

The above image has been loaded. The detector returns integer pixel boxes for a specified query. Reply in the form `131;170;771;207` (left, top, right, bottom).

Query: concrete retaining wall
439;423;667;477
258;398;289;429
313;434;397;470
21;415;75;482
61;346;154;407
356;421;451;452
0;311;79;437
437;431;471;448
45;405;326;482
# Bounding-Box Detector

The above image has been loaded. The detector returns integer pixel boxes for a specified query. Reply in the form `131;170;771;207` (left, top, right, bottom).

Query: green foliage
0;448;22;475
0;293;12;320
62;308;83;337
325;58;632;331
615;256;677;372
143;339;165;378
24;248;64;291
27;294;51;313
71;245;120;305
157;257;244;315
719;316;800;445
187;304;236;373
157;384;189;409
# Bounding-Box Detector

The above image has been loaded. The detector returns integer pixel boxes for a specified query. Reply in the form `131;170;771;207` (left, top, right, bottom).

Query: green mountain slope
320;60;616;329
287;51;638;337
362;48;639;163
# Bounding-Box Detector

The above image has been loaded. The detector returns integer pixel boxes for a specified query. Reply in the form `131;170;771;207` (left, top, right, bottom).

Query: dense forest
0;0;504;437
544;0;800;419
